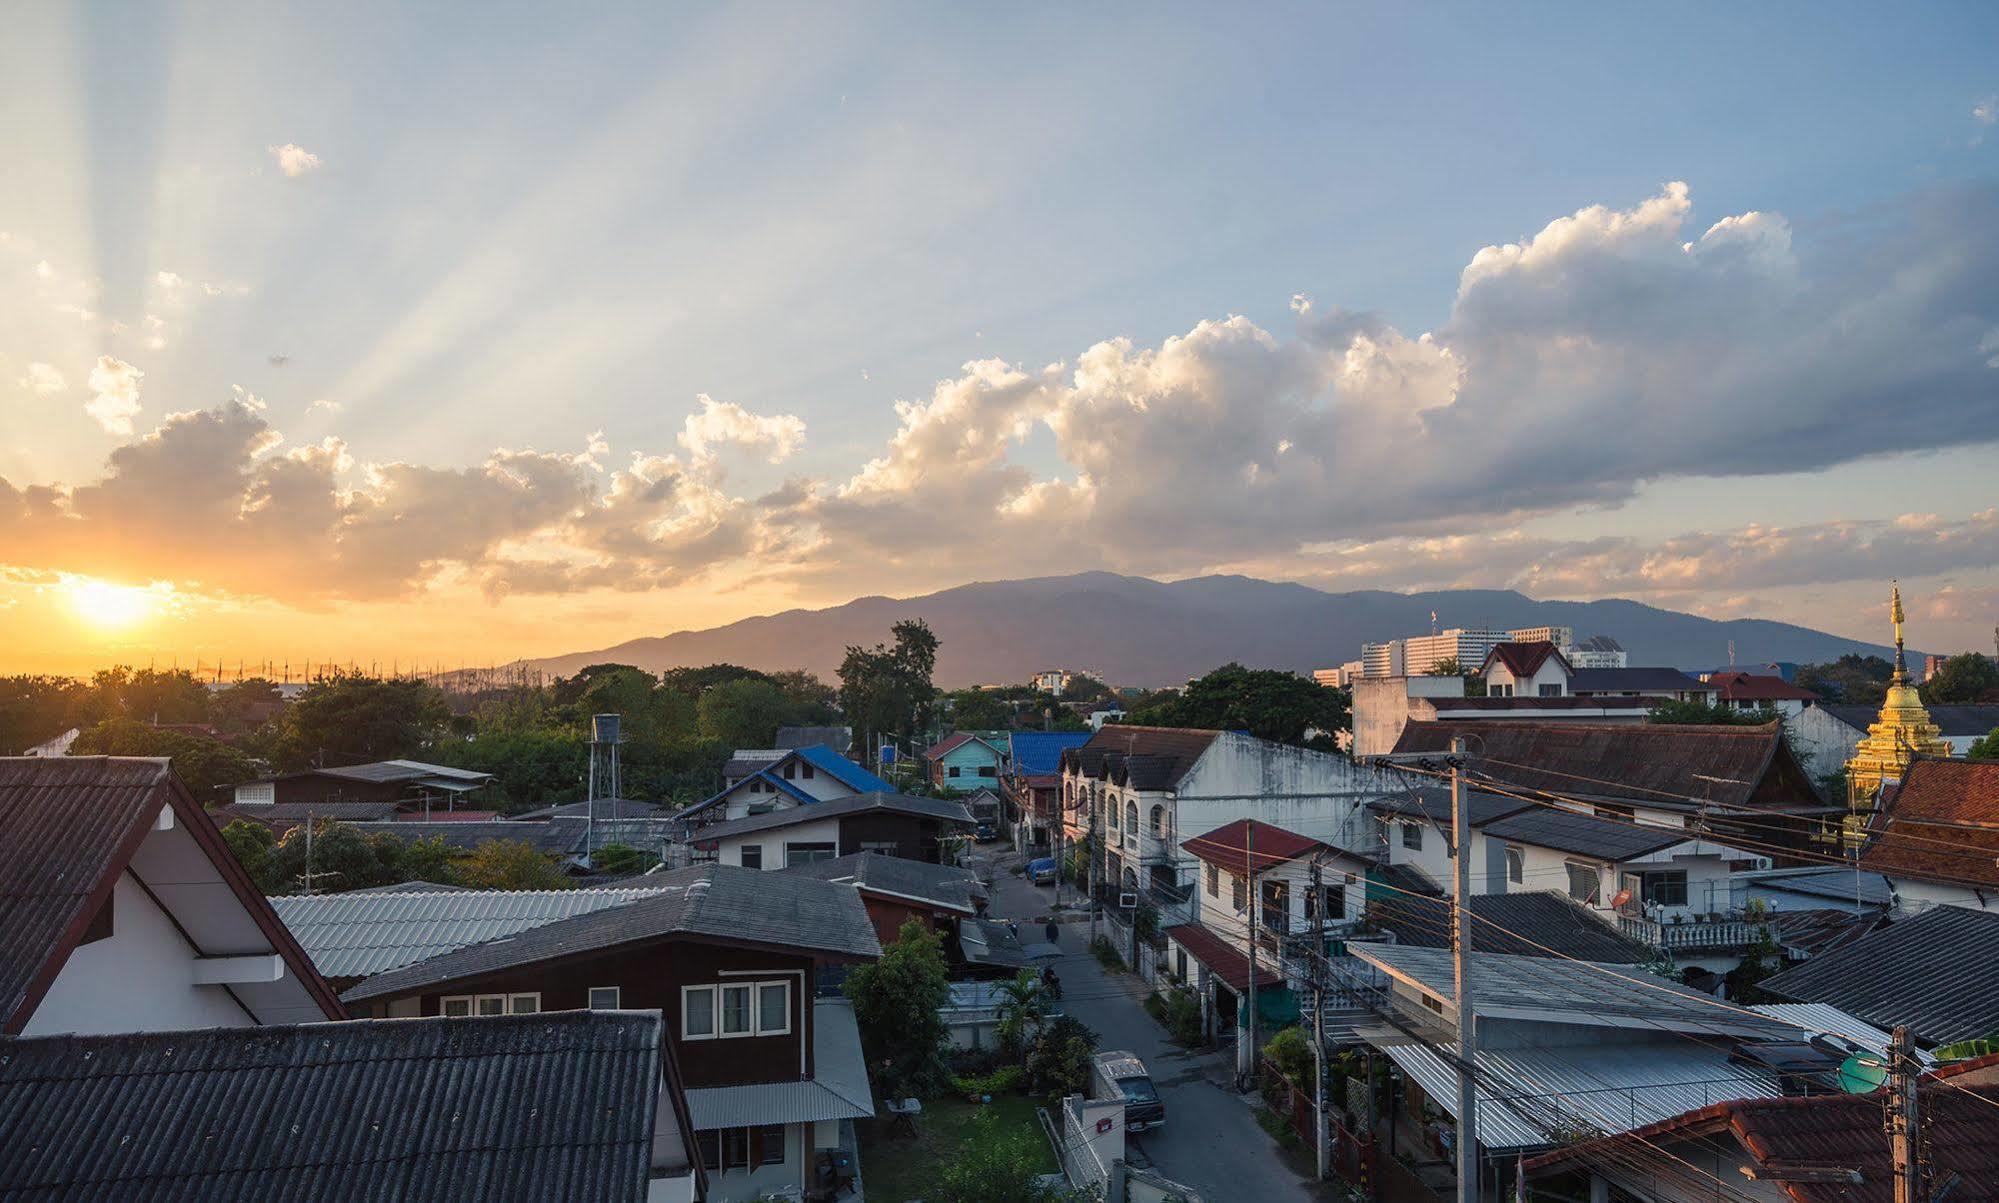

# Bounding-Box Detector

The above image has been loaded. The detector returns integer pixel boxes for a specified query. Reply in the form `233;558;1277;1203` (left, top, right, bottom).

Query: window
1205;863;1219;897
1565;861;1603;905
782;762;796;780
1640;870;1689;907
757;982;791;1035
720;1129;751;1169
1505;846;1524;885
1537;683;1562;697
949;765;962;777
1231;875;1247;914
979;765;997;778
588;986;621;1010
755;1124;786;1166
1107;802;1118;831
740;844;763;870
1150;805;1166;838
1401;823;1423;851
1490;683;1513;698
684;981;792;1040
859;840;898;853
1306;883;1346;922
683;985;716;1038
801;762;814;779
696;1131;722;1170
443;993;539;1017
721;984;753;1035
785;842;837;866
1176;950;1188;980
1420;992;1444;1013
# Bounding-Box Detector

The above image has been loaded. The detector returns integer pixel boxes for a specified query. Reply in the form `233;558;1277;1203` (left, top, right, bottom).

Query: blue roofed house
678;745;896;834
1003;731;1091;855
923;732;1007;793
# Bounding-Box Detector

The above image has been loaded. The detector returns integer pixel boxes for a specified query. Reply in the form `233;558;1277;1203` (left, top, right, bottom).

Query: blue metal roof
679;766;820;818
793;744;894;793
1008;731;1091;776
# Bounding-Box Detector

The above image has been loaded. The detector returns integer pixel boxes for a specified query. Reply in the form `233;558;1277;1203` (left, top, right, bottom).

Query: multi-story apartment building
1506;625;1574;648
1401;628;1509;676
1361;641;1405;678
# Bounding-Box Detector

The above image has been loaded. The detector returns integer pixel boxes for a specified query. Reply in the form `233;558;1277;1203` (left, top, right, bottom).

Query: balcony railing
1616;914;1771;951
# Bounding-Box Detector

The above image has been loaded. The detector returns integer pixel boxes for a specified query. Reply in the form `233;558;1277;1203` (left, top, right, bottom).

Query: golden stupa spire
1844;580;1948;810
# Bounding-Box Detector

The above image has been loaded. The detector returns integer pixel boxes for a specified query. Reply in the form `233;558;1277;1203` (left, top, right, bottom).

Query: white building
1506;625;1574;648
1360;640;1405;678
1566;634;1628;668
1401;628;1509;676
1;756;345;1036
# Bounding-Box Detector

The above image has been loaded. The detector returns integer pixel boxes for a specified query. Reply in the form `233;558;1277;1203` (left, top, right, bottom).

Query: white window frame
443;992;540;1017
588;986;622;1011
683;980;793;1040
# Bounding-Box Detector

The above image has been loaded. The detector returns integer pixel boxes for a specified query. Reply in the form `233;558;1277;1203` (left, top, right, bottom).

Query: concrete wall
1353;676;1466;758
22;871;253;1036
719;816;843;869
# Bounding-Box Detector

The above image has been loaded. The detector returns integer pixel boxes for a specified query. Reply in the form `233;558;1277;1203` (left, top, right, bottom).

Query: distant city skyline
4;5;1997;674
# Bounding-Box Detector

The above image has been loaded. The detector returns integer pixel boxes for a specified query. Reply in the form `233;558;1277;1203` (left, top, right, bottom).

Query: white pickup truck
1090;1049;1165;1132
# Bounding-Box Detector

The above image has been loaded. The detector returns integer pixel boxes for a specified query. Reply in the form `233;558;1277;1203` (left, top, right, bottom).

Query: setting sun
61;576;164;630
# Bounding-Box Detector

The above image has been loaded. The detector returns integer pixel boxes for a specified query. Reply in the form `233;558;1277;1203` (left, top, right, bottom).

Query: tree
1647;699;1780;726
209;678;283;737
844;917;951;1099
592;842;659;875
697;677;795;748
1725;927;1784;1003
1060;673;1116;705
1125;663;1349;751
70;718;259;796
839;620;940;760
0;674;101;753
994;969;1051;1064
658;664;775;700
1795;655;1894;706
457;839;574;890
265;673;452;771
262;821;416;894
1923;653;1999;705
1026;1014;1098;1098
425;729;588;811
945;689;1014;732
931;1111;1072;1203
221;819;279;892
1968;729;1999;761
91;667;210;725
1428;657;1487;698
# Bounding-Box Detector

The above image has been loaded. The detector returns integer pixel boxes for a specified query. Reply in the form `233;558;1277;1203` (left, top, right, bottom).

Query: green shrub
950;1064;1026;1098
1090;935;1125;972
1149;988;1203;1045
1265;1026;1315;1087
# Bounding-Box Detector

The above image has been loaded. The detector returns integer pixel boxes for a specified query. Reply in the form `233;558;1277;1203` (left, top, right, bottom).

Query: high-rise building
1401;629;1508;676
1567;635;1628;669
1507;625;1574;649
1361;641;1405;678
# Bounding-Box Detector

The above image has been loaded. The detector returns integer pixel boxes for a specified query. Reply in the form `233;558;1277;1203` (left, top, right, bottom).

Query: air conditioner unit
1119;892;1138;909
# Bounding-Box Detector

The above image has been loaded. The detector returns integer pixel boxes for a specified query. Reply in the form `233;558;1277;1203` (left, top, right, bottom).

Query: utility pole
1889;1024;1920;1203
1244;822;1260;1088
1450;735;1478;1202
1087;790;1099;947
1310;855;1328;1181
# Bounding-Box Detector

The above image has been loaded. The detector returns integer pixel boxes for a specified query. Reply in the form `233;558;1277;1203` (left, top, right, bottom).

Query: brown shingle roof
1479;640;1569;680
1860;757;1999;889
1181;819;1334;874
1062;726;1220;790
1388;719;1820;812
1705;670;1821;702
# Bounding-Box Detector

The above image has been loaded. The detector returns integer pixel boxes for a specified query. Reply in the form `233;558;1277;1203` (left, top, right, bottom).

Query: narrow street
984;861;1325;1203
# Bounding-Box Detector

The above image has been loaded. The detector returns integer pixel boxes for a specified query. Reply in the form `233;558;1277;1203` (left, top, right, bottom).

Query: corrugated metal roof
1383;1039;1781;1151
782;852;982;913
684;1000;874;1129
1367;891;1655;964
272;886;673;978
690;791;972;843
0;1011;667;1201
343;864;880;1003
1739;865;1895;907
1008;732;1091;777
1478;806;1689;862
1350;944;1791;1039
1749;1002;1894;1056
1762;905;1999;1044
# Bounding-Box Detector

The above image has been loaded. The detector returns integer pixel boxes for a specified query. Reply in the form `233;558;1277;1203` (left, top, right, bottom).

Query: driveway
985;865;1324;1203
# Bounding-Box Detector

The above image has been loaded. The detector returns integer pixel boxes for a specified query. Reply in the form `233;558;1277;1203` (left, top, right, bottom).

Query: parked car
975;821;998;842
1026;857;1059;885
1090;1050;1165;1131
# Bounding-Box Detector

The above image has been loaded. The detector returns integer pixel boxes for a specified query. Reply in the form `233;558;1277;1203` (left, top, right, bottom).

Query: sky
3;3;1998;676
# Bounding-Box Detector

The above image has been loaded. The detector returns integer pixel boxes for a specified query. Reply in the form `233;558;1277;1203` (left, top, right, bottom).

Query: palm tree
994;968;1049;1065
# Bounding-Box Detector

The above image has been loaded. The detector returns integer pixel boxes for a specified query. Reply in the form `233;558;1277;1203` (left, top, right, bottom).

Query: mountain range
519;572;1906;688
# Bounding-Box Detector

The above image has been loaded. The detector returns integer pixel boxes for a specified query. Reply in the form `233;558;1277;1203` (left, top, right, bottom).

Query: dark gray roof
1367;890;1656;963
218;800;405;825
1823;704;1999;738
0;1012;668;1202
776;726;853;753
1738;866;1894;908
1762;906;1999;1044
1479;806;1689;861
344;864;880;1002
316;760;493;785
344;816;683;856
508;798;669;821
1569;667;1714;693
690;791;973;843
1368;786;1533;828
783;851;983;913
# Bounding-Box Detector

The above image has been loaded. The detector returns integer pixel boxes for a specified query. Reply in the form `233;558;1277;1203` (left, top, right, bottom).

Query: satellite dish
1837;1054;1887;1094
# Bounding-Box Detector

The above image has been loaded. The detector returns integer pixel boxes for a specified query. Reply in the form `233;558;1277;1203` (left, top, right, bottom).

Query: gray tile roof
1478;806;1690;861
343;816;683;856
508;798;670;821
343;864;880;1003
1761;905;1999;1044
1823;703;1999;738
1738;865;1895;907
782;851;983;913
0;1012;668;1201
272;886;674;979
1367;785;1533;828
1349;943;1792;1039
217;800;404;825
1366;890;1656;963
690;791;973;843
685;1000;874;1128
1568;667;1713;693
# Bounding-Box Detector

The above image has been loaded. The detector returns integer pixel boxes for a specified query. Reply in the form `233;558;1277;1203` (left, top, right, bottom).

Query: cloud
267;143;322;178
20;363;66;396
1976;95;1998;125
308;398;341;413
83;357;144;434
5;179;1999;613
268;354;290;367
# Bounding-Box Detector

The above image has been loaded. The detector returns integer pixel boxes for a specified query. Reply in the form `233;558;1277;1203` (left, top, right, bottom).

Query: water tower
586;713;622;861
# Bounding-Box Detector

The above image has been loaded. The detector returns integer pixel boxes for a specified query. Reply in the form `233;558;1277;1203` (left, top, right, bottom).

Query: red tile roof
923;732;976;760
1479;641;1570;680
1526;1067;1999;1201
1706;670;1821;702
1161;923;1281;991
1860;757;1999;889
1181;819;1332;874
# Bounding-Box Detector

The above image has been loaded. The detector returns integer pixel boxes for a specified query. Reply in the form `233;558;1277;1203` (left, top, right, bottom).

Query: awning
685;1000;875;1130
1162;923;1281;991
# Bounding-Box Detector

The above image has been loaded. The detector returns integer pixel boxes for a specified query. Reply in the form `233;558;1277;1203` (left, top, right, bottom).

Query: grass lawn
859;1093;1059;1203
